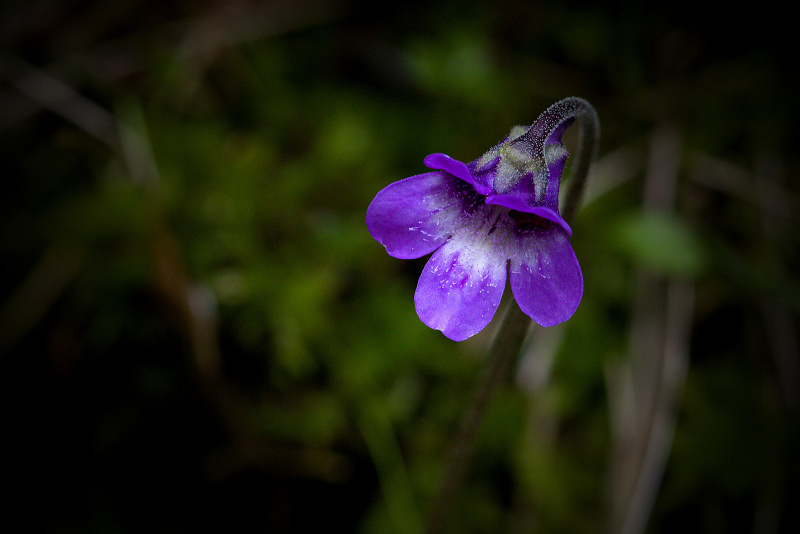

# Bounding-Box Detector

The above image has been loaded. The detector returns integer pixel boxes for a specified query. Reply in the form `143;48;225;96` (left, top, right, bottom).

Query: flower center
508;210;553;232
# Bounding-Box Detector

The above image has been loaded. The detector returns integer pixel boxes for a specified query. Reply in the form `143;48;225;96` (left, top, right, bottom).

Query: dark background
1;1;798;532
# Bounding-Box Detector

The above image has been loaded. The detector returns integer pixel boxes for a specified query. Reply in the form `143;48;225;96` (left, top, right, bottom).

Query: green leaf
612;211;707;277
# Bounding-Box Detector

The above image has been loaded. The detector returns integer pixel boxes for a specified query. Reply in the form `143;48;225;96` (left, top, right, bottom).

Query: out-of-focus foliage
1;1;798;533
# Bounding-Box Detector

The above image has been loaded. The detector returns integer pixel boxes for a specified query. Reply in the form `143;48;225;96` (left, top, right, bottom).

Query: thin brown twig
607;125;694;534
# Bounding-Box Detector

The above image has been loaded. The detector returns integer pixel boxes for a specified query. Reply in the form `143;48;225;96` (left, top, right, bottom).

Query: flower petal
366;171;468;259
542;143;569;210
424;153;493;195
485;196;572;236
415;228;507;341
509;226;582;327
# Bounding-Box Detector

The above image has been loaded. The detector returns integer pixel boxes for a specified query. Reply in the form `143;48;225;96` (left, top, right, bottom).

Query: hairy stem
425;300;531;534
561;98;600;221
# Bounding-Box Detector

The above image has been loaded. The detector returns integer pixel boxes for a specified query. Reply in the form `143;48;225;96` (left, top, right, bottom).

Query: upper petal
424;153;493;195
366;171;468;259
414;225;508;341
509;225;582;327
485;196;572;236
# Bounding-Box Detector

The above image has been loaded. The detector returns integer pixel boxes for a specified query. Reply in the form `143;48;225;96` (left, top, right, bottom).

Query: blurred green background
1;1;798;532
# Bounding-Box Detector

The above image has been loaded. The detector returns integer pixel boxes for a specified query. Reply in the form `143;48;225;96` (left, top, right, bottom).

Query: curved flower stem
560;98;600;221
424;97;599;534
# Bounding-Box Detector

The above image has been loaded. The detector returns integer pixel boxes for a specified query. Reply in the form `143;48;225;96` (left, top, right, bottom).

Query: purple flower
367;102;586;341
